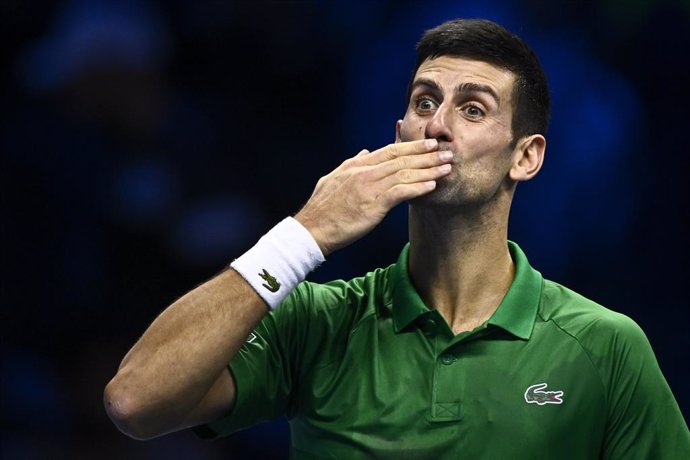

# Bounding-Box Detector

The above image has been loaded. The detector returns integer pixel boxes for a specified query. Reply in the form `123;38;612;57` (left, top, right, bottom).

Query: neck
408;201;514;335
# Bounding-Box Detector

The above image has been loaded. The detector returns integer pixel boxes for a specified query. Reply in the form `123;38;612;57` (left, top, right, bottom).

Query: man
104;19;689;458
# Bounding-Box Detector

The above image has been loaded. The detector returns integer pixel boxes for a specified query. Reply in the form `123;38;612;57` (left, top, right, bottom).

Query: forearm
104;268;267;439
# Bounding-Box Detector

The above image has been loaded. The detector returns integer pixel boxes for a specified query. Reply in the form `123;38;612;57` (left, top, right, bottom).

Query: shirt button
423;318;437;336
440;354;456;365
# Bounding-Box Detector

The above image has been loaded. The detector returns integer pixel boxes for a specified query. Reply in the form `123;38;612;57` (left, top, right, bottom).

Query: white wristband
230;217;325;309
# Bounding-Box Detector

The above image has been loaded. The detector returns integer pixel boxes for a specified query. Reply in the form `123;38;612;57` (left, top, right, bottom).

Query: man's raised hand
295;138;452;256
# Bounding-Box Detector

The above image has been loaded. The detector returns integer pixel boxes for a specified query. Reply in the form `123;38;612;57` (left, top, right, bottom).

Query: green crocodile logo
524;383;564;405
258;269;281;293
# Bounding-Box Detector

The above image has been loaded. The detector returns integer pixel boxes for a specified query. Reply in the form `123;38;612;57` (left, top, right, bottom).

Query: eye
414;97;438;114
462;104;485;119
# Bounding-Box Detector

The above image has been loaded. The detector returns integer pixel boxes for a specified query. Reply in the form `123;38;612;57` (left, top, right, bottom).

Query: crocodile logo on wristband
258;268;281;293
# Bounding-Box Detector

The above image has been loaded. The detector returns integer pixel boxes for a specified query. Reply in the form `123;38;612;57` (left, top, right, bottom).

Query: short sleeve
601;316;690;459
192;278;359;439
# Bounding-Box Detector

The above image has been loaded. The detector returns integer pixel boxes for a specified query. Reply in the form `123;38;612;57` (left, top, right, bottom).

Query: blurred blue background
1;0;688;458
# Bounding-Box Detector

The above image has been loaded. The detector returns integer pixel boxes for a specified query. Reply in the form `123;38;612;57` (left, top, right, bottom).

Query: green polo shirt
197;242;690;458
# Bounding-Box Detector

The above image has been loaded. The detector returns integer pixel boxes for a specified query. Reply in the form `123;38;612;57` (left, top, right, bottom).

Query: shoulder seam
537;310;610;416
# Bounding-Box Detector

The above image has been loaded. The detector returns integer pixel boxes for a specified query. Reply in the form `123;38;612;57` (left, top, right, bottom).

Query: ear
509;134;545;182
395;120;403;143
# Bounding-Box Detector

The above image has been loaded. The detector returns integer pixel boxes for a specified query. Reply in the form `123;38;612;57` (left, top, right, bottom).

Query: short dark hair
408;19;551;141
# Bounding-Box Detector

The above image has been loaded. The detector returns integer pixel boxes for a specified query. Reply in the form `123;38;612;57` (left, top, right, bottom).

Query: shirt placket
429;323;492;423
419;312;463;422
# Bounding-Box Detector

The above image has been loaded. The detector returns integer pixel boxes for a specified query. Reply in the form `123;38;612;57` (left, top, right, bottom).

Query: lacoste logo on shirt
258;268;281;292
524;383;564;405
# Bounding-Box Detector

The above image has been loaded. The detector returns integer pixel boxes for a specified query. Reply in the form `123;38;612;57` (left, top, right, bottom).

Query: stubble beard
409;165;483;211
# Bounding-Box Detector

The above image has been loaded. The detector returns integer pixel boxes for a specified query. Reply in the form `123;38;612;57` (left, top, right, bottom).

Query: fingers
356;139;438;166
370;159;451;209
367;149;453;181
339;139;452;208
379;181;439;208
378;162;451;190
350;138;452;183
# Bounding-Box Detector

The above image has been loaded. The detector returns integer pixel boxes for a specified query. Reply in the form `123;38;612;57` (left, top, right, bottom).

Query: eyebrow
456;82;501;106
411;78;501;106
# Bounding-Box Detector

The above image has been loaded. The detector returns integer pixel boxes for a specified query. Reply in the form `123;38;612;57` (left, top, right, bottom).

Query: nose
424;103;453;143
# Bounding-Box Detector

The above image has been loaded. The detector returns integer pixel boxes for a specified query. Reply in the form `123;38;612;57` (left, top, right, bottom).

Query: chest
294;319;606;458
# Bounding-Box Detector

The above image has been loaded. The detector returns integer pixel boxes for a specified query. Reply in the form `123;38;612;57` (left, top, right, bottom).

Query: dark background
1;0;688;458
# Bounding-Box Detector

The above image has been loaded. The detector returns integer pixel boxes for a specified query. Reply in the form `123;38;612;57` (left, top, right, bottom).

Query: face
398;55;519;208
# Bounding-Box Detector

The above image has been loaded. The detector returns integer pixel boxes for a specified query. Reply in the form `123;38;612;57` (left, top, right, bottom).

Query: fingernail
424;139;438;149
439;164;452;173
439;150;453;161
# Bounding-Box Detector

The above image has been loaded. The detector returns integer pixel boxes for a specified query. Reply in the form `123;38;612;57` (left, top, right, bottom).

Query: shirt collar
389;241;542;340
